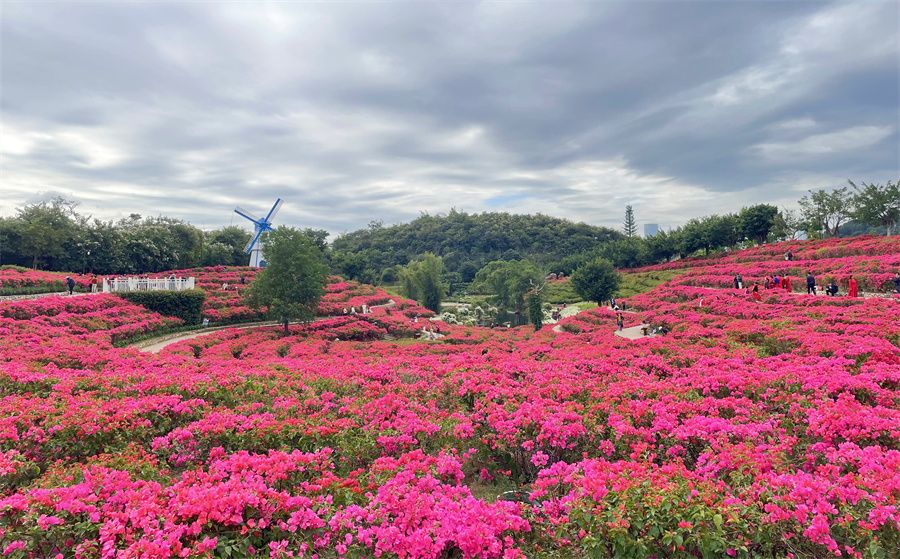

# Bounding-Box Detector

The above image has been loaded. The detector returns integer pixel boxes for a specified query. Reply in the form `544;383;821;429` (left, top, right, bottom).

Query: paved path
135;299;397;354
135;321;284;353
0;291;98;302
614;324;651;340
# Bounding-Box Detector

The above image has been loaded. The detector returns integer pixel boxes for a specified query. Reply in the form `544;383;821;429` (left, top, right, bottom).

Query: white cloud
751;125;894;161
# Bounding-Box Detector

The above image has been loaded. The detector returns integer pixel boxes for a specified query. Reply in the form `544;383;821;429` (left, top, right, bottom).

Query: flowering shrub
1;238;898;558
0;267;93;295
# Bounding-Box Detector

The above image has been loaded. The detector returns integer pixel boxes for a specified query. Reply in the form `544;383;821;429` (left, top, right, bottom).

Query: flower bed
1;239;898;558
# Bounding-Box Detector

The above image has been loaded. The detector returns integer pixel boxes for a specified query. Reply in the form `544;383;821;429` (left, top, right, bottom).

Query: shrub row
116;289;206;325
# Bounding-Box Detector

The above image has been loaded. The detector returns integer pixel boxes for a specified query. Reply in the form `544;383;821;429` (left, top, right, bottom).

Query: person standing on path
848;275;859;298
806;272;816;295
65;276;75;295
616;312;624;332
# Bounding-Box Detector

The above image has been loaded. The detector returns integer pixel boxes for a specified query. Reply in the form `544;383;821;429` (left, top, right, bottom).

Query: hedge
116;289;206;325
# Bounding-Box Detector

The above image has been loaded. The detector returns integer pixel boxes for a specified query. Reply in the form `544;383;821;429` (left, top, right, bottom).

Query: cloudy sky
1;1;898;235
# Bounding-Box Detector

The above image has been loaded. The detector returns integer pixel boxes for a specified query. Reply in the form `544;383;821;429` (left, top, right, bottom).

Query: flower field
1;238;899;558
0;268;93;296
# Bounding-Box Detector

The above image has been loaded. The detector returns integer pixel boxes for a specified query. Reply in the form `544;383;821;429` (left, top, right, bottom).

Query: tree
16;196;79;269
527;293;543;331
245;227;328;336
205;226;252;266
571;258;619;305
646;229;677;263
472;260;543;315
769;208;803;241
849;179;899;235
399;253;446;313
739;204;778;245
623;205;637;237
799;187;851;238
598;238;649;269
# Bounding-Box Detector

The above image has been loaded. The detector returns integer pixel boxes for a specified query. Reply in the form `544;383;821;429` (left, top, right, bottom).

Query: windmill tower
234;198;283;267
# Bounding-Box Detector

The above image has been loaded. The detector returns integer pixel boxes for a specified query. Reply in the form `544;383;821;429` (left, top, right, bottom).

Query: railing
103;277;195;293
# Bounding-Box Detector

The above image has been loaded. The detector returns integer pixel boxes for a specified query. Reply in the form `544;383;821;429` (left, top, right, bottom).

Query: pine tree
624;205;637;237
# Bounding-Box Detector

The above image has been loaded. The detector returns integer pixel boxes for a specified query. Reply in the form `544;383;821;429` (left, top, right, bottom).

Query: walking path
134;299;397;353
0;291;98;302
614;324;651;340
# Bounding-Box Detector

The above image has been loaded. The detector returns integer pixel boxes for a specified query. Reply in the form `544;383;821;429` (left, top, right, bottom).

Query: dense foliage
116;289;207;325
245;228;329;335
399;253;446;313
571;257;620;305
331;210;622;283
0;235;897;558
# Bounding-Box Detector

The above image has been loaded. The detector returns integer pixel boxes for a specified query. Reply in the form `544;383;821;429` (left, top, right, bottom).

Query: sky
1;1;898;236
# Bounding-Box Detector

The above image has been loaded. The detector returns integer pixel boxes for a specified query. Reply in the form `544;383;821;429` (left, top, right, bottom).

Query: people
772;275;780;288
752;284;761;302
733;274;743;289
848;275;859;298
616;312;624;332
764;276;771;290
783;276;792;292
240;275;246;285
806;271;816;295
894;272;900;294
826;280;839;296
65;276;75;295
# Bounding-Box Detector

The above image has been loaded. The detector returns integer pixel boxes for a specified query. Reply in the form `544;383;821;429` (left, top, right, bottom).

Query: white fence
103;277;195;293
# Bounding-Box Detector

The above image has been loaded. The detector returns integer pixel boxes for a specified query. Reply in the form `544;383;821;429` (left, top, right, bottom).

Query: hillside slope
331;210;621;282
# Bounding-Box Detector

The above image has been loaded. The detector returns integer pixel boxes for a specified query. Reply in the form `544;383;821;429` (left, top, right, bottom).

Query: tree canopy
244;227;328;335
572;258;620;305
472;259;544;315
399;253;446;313
331;210;621;284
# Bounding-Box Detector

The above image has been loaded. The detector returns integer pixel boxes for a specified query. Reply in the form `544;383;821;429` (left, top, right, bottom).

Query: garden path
135;299;397;353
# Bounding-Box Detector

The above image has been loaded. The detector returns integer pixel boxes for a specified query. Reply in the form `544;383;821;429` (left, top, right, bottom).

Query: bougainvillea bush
154;268;400;324
1;240;899;558
0;267;93;295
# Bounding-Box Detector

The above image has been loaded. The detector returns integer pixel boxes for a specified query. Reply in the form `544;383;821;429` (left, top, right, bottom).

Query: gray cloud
1;1;898;234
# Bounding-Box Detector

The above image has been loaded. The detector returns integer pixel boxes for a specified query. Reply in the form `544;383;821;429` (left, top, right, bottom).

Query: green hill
331;210;621;283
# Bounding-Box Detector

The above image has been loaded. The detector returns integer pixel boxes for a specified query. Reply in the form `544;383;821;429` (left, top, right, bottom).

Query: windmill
234;198;283;267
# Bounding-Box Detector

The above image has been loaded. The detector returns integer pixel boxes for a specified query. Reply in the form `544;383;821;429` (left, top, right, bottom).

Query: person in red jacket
848;275;859;298
783;276;792;292
752;284;762;302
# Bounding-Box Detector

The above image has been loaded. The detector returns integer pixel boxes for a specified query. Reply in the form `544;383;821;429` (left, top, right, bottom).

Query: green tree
646;229;677;263
849;179;899;235
799;187;851;238
399;253;446;313
245;227;328;336
739;204;779;245
16;196;79;269
527;293;543;331
572;258;620;305
624;205;637;237
472;260;544;315
205;226;252;266
769;208;803;241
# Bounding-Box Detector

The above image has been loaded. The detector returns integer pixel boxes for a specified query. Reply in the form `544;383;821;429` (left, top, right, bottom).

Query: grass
616;270;684;298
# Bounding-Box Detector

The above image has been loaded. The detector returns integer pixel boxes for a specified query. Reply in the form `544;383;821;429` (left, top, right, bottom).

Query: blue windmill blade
263;198;283;224
244;228;264;254
234;206;260;224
